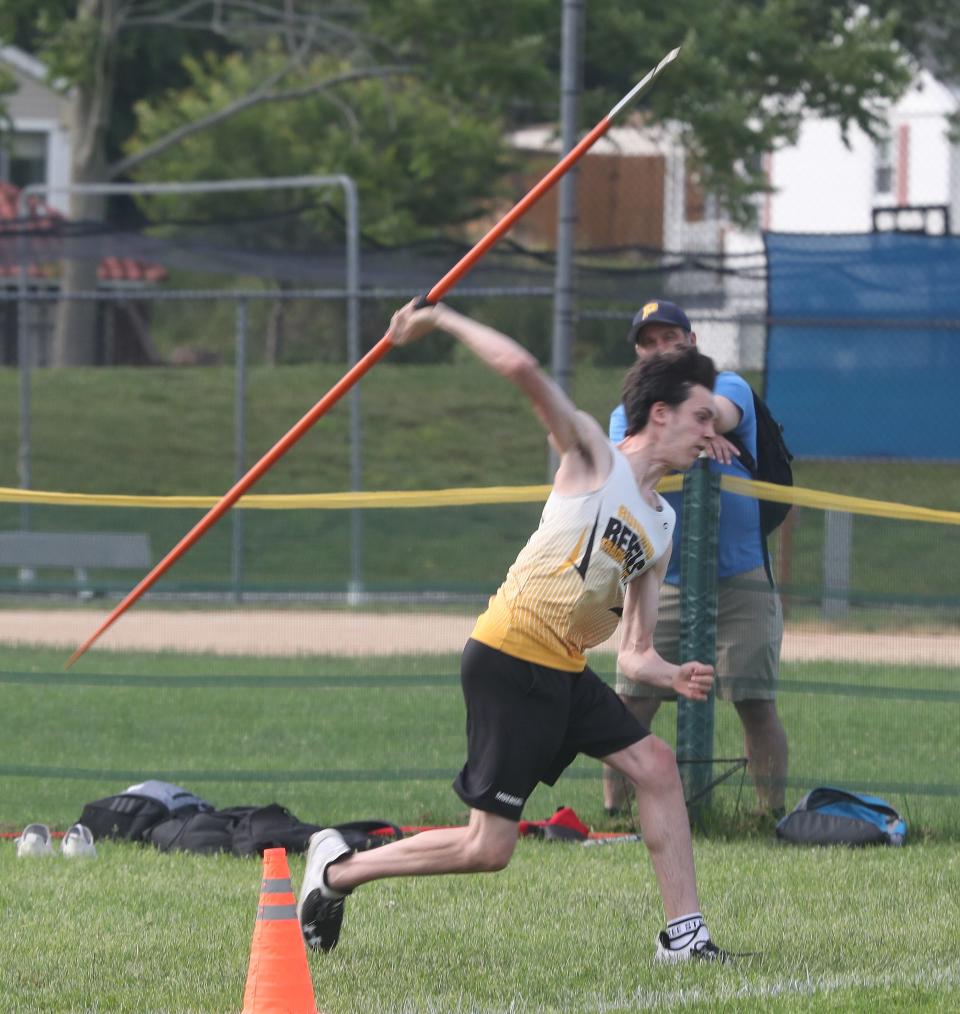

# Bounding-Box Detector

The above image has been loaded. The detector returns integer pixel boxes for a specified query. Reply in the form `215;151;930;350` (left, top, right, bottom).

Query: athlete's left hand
674;661;714;701
702;434;740;465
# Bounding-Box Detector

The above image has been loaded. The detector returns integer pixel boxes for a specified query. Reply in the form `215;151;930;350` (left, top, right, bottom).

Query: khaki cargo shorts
616;566;783;703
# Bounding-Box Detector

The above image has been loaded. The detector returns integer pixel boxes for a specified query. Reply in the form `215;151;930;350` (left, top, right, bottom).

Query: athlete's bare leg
325;807;518;892
602;695;662;811
603;734;700;920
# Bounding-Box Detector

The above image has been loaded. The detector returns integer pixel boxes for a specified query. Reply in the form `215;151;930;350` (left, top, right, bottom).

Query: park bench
0;530;151;592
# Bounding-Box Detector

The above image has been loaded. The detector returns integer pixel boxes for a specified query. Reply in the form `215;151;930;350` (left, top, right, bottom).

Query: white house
751;69;960;236
507;68;960;369
0;45;72;215
719;68;960;367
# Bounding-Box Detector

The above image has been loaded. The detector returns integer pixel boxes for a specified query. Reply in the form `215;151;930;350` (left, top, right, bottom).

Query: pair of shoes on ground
15;823;97;859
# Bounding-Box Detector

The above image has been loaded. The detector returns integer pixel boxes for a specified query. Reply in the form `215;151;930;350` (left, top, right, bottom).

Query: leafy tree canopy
126;44;509;246
3;1;959;226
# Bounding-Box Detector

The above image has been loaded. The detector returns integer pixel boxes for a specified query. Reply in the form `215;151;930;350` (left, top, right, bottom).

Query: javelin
66;46;681;668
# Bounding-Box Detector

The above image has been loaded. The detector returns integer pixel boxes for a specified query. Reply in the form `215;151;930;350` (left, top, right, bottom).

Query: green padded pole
676;457;721;816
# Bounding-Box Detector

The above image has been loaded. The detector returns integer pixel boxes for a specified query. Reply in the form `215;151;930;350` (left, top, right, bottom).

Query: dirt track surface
0;609;958;666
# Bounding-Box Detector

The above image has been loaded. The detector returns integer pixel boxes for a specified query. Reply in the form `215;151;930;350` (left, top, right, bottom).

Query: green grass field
3;643;959;1012
2;634;959;1012
2;364;959;603
4;363;960;506
3;836;958;1012
3;645;958;835
2;363;959;1010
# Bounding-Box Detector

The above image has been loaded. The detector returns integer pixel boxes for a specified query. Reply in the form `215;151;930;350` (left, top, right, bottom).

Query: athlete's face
658;385;717;469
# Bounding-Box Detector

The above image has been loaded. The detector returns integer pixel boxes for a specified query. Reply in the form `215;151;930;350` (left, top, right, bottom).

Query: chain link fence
1;170;958;833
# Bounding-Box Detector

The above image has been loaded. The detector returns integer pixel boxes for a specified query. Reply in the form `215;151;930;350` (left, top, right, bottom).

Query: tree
0;0;413;364
126;44;509;361
1;1;955;361
127;47;507;242
370;0;926;220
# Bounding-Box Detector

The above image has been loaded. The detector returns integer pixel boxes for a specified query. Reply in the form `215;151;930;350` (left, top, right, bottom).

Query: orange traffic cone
241;847;319;1014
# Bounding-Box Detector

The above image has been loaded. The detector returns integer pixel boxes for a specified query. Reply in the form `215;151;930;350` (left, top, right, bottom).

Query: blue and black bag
775;786;907;847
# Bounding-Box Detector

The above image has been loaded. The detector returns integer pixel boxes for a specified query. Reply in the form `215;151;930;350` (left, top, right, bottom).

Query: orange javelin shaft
67;47;681;667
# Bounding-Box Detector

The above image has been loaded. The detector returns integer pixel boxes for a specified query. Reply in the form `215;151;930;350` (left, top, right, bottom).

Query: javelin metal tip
608;46;683;121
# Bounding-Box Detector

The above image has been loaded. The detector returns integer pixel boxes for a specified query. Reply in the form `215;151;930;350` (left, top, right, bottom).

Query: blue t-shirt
609;371;764;583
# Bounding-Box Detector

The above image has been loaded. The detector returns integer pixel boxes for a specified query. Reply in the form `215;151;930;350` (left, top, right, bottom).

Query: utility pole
549;0;584;477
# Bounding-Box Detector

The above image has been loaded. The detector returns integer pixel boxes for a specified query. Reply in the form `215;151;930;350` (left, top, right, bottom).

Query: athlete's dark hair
621;345;717;436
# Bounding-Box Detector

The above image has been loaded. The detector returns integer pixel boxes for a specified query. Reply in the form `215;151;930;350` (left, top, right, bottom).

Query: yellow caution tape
0;473;957;525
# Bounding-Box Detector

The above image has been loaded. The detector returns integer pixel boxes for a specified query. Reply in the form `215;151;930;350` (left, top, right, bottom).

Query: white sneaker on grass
61;823;97;859
15;823;53;858
297;829;354;952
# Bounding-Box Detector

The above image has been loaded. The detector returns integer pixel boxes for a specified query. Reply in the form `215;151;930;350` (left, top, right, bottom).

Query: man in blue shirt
602;299;788;819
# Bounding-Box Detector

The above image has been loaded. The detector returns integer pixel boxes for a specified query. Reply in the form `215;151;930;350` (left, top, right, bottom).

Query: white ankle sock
665;912;709;951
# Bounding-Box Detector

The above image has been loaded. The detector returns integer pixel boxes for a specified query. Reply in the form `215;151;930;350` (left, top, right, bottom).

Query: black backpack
79;784;403;857
79;781;213;843
727;390;794;537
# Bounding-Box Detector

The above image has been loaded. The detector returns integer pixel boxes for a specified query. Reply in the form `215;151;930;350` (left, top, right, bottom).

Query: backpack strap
717;433;775;587
725;433;756;475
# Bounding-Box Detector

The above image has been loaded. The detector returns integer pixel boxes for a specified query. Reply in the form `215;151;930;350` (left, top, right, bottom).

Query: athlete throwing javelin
298;299;729;962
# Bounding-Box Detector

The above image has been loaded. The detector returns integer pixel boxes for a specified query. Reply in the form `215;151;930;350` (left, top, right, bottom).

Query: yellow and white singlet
471;448;676;671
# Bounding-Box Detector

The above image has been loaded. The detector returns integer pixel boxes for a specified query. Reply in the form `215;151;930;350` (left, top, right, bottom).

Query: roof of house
509;119;680;157
0;181;167;283
0;45;52;83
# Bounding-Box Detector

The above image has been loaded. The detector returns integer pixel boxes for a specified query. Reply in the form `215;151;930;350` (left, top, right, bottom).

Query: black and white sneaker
654;925;730;963
297;828;354;952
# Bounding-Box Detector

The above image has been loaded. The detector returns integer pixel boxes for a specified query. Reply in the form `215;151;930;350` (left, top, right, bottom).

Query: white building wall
765;119;877;232
890;71;955;211
762;70;957;233
950;141;960;232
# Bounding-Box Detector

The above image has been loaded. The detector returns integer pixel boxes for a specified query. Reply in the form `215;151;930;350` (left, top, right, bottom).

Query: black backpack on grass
79;780;212;843
79;782;403;856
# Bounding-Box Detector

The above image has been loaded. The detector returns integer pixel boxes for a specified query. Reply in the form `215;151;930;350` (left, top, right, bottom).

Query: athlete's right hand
388;299;445;347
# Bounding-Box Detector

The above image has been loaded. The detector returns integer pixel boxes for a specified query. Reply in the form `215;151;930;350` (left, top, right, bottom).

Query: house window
1;131;48;188
874;134;894;196
684;164;706;222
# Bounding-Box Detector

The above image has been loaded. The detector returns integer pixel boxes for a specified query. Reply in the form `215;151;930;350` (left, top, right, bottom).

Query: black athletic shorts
453;638;649;820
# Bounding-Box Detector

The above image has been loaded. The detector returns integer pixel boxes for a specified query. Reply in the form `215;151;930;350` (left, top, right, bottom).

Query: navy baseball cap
627;299;691;344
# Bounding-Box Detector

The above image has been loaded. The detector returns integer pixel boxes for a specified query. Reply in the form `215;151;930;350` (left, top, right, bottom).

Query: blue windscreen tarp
764;232;960;459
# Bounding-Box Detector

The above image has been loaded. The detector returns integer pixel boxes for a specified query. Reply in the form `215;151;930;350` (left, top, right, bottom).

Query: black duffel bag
145;802;403;857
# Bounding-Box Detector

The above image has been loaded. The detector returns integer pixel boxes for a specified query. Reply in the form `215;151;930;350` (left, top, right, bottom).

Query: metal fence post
676;458;721;817
823;510;852;619
16;191;32;543
232;297;248;601
342;177;364;604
